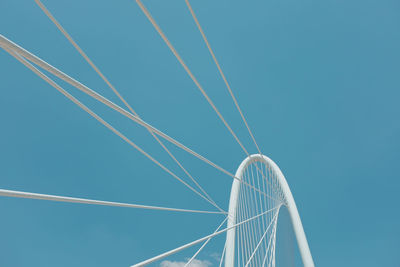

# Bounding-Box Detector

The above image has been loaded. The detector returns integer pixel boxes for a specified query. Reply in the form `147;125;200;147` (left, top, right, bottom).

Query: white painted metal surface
225;154;315;267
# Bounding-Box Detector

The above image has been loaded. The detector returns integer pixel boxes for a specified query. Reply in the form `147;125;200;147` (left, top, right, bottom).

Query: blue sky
0;0;399;266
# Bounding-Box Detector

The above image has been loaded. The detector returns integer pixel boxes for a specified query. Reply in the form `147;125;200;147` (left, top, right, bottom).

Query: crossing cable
243;168;254;263
0;189;224;215
245;208;280;266
0;34;274;204
262;212;279;267
34;0;223;214
249;164;264;265
184;216;228;267
184;0;262;155
184;1;286;204
253;156;285;204
236;164;281;266
136;0;250;155
0;34;229;188
255;162;268;255
2;46;223;213
260;161;272;258
135;1;284;202
130;205;282;267
238;187;247;266
269;217;279;267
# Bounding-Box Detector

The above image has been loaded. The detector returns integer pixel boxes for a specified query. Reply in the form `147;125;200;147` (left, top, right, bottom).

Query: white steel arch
225;154;315;267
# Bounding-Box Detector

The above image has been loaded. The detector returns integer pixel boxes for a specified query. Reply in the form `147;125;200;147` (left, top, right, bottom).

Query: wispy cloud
210;252;221;262
160;259;212;267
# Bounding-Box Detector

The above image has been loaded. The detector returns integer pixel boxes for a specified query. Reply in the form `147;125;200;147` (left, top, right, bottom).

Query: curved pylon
225;154;314;267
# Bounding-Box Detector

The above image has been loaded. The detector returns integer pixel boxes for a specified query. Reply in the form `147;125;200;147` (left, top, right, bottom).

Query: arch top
225;154;315;267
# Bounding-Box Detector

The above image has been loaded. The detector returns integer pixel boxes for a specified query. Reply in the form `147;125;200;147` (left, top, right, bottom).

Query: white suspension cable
2;46;222;212
232;159;284;266
247;167;259;262
249;156;284;205
251;156;285;204
130;206;281;267
184;0;262;155
34;0;223;213
249;164;263;264
0;189;223;214
259;161;271;259
135;1;281;202
272;211;279;267
262;213;278;267
0;34;259;199
0;35;275;209
268;218;278;267
135;0;250;155
243;168;256;262
240;163;282;210
255;162;268;256
245;209;279;267
184;217;228;267
218;240;227;267
238;188;247;267
0;34;232;183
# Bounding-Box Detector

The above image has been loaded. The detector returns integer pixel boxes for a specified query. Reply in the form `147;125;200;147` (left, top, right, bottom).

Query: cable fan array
0;0;315;266
233;159;285;267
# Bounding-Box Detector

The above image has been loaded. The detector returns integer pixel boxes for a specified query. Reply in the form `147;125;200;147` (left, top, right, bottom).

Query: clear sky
0;0;399;266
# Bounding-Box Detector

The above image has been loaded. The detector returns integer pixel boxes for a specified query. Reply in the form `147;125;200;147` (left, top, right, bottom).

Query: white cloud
160;259;212;267
210;252;221;262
